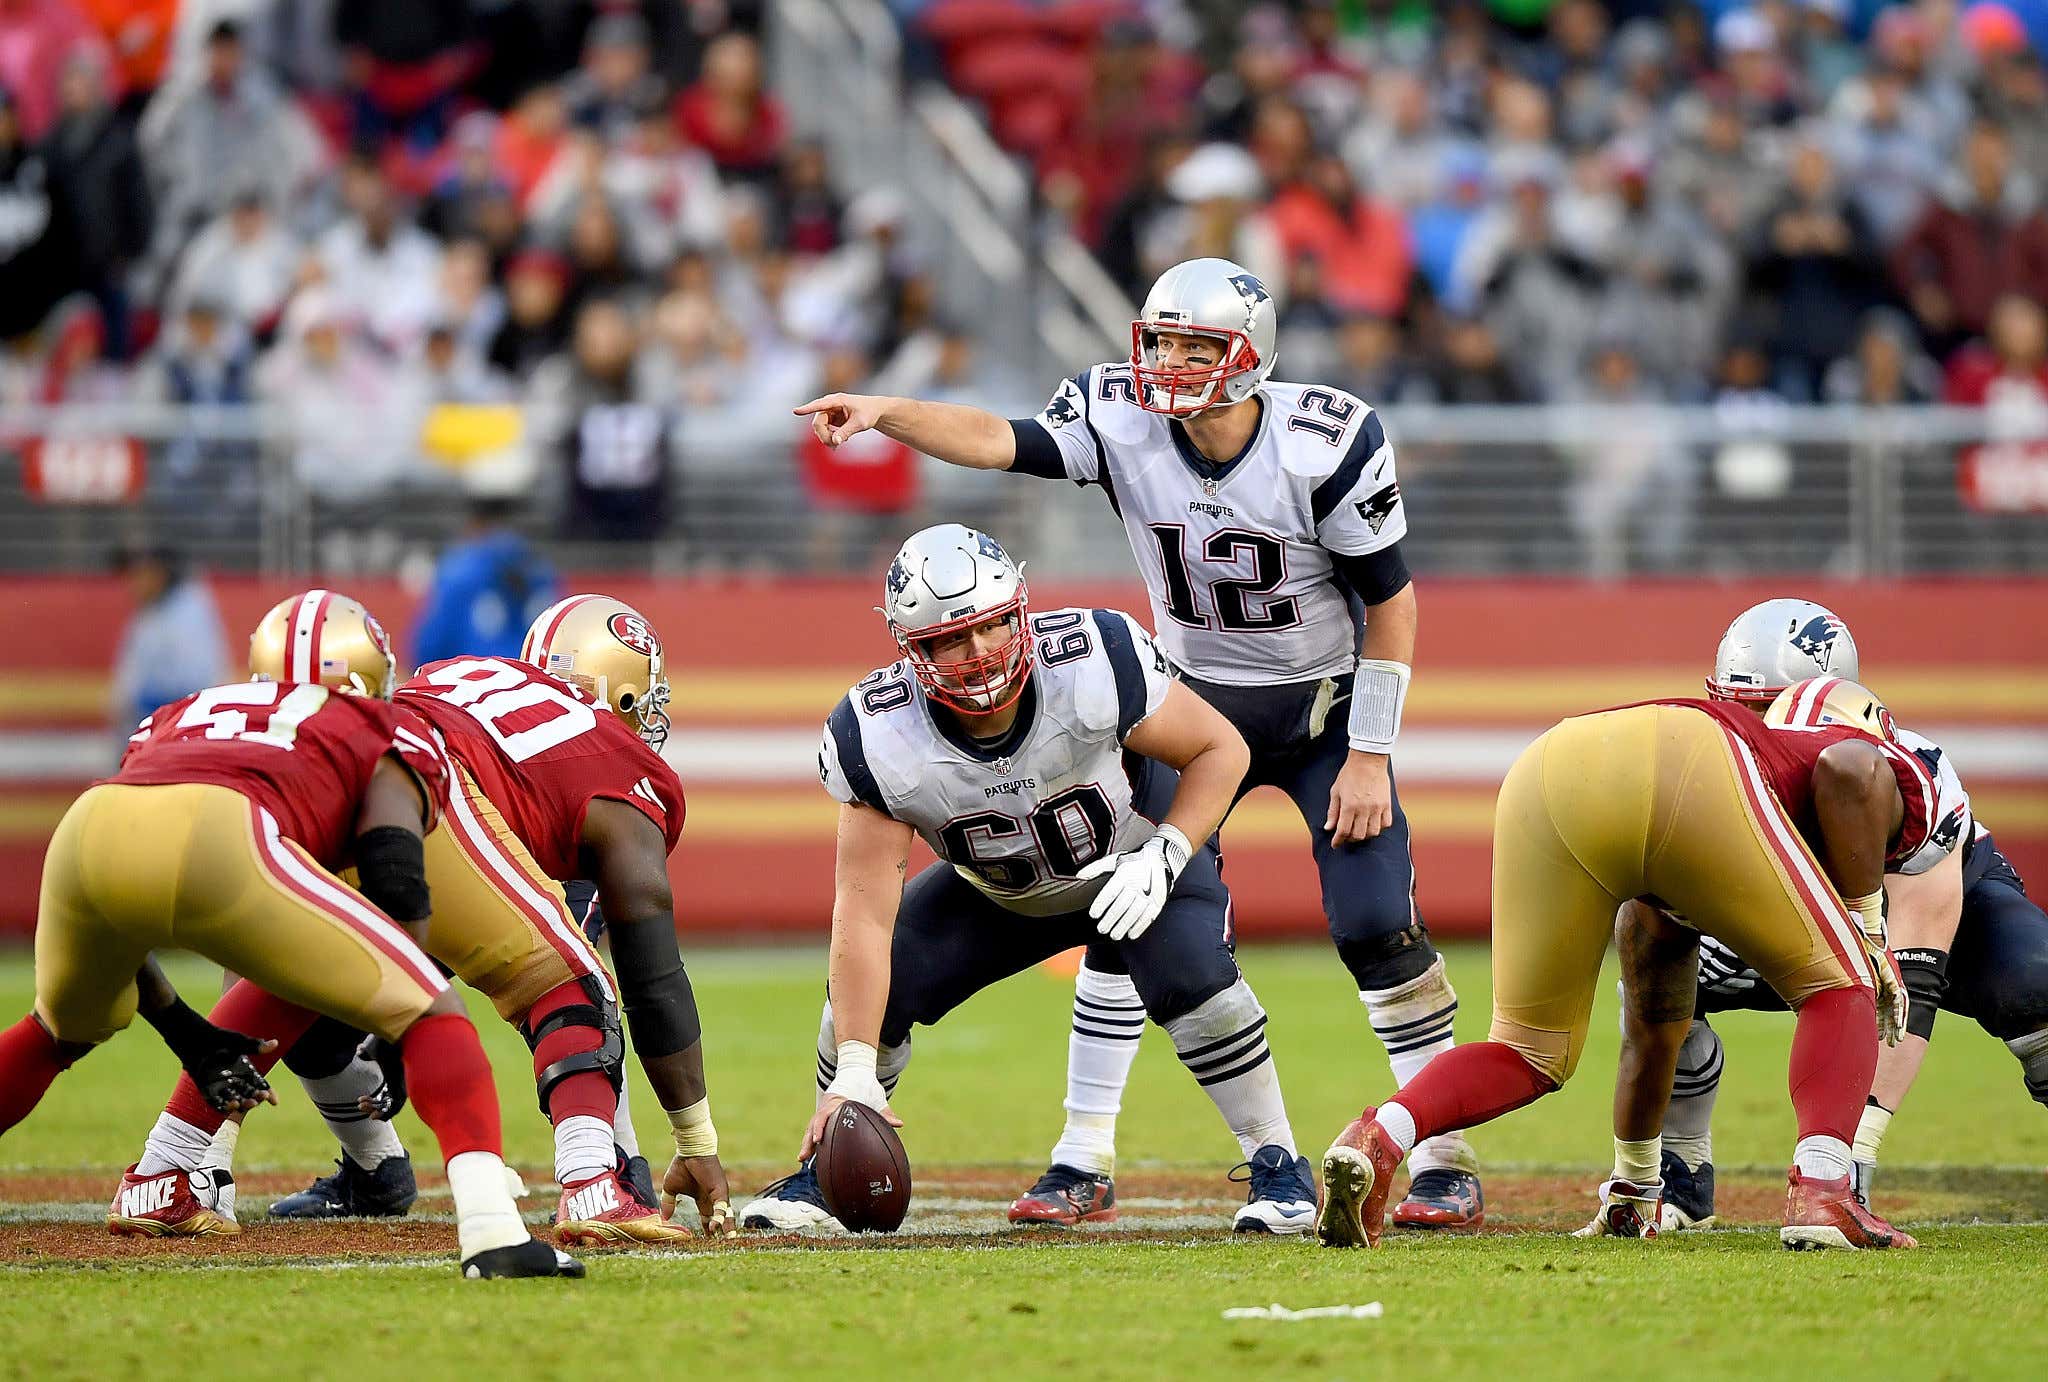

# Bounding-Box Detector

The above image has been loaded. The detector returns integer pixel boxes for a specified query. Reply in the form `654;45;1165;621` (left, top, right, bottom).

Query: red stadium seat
950;41;1089;106
1039;1;1139;46
921;0;1045;61
992;93;1074;161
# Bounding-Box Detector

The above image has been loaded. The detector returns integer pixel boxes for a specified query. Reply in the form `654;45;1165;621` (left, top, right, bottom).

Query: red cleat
1780;1169;1918;1251
1392;1167;1485;1231
556;1167;690;1246
107;1164;239;1237
1316;1110;1404;1248
1007;1164;1118;1226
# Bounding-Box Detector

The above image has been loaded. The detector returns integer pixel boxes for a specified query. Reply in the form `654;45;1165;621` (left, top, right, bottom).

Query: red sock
0;1014;70;1135
402;1012;503;1163
1789;985;1877;1144
163;981;320;1133
527;983;616;1125
1385;1041;1556;1143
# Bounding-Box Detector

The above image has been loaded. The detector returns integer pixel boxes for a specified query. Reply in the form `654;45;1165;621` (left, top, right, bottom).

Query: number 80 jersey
397;657;687;881
1029;365;1404;686
818;608;1174;917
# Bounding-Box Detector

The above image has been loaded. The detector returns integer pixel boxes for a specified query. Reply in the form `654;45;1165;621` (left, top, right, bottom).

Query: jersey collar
925;674;1040;764
1166;393;1266;493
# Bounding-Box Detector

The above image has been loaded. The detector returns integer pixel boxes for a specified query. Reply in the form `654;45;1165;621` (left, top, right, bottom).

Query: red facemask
898;596;1034;717
1129;322;1261;415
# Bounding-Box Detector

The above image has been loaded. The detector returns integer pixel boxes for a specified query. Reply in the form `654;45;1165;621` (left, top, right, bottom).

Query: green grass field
2;941;2044;1381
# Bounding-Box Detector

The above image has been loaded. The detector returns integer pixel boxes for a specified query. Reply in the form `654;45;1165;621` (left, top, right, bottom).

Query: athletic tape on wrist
1348;659;1410;754
668;1096;717;1158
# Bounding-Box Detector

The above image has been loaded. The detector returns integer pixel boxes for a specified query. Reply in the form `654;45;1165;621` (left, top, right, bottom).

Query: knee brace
1335;919;1437;993
282;1016;370;1082
1162;979;1272;1086
521;975;623;1117
1895;948;1948;1042
1359;954;1459;1061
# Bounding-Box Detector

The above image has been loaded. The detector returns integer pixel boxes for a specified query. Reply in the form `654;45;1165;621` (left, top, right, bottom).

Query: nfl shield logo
993;756;1014;777
1201;478;1220;497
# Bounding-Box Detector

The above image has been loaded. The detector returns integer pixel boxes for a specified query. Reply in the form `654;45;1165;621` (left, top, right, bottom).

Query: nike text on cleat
737;1159;845;1234
461;1237;587;1279
107;1164;239;1238
1007;1164;1118;1226
1316;1112;1403;1249
1230;1144;1318;1235
1656;1149;1716;1231
1779;1168;1918;1251
270;1154;417;1219
1393;1167;1485;1231
555;1168;690;1246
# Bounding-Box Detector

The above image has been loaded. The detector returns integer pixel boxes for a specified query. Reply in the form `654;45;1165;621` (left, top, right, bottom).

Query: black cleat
621;1152;658;1212
461;1236;587;1280
1659;1149;1716;1230
270;1154;418;1219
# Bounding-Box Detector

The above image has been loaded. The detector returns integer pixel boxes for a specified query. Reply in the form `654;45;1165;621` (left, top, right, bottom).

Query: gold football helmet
249;589;398;699
520;593;671;749
1764;676;1897;743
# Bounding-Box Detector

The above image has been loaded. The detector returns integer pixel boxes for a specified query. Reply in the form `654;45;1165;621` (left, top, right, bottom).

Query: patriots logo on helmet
1791;614;1848;671
1354;482;1401;535
607;611;659;656
974;531;1010;565
1227;272;1271;309
885;557;912;601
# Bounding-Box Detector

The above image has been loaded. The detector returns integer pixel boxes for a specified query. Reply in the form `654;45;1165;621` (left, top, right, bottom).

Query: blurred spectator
0;84;78;341
1796;0;1862;107
1413;314;1528;405
1457;158;1602;401
1748;132;1883;400
1343;67;1473;214
138;294;260;534
495;82;571;207
774;138;842;257
644;285;746;412
554;191;646;320
1823;307;1942;405
1325;313;1419;404
42;48;149;358
1160;143;1285;306
314;154;443;353
33;297;121;403
1288;0;1366;138
139;20;325;270
800;347;917;571
107;542;228;750
1265;151;1412;319
257;289;411;503
1594;144;1735;395
1663;87;1783;243
1827;60;1946;248
487;247;570;376
0;0;110;144
78;0;174;113
334;0;476;152
1098;129;1197;300
564;12;664;145
1978;45;2048;198
433;236;503;361
1891;119;2048;357
420;110;514;243
1200;14;1298;145
410;496;557;664
1606;19;1679;142
400;320;508;409
164;188;299;339
673;31;783;184
608;97;725;258
1707;8;1803;129
534;297;672;542
1537;0;1615;149
1043;18;1197;245
1407;145;1491;310
1563;336;1695;576
1247;96;1315;193
1945;291;2048;412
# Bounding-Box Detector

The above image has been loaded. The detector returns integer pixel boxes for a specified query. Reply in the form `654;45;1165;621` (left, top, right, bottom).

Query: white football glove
1077;825;1192;942
1844;890;1906;1046
1571;1178;1663;1239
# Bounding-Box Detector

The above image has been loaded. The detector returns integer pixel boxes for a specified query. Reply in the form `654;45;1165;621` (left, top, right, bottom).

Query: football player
1315;677;1935;1252
1613;600;2048;1230
0;595;579;1278
121;591;729;1245
739;525;1319;1234
794;257;1481;1231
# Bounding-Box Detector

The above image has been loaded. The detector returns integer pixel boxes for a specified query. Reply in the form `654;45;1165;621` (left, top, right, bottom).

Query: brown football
815;1101;911;1232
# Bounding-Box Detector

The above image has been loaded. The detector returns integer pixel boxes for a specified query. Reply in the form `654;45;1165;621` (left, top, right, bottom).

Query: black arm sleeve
609;913;702;1057
1331;543;1413;608
1007;419;1070;479
354;826;431;924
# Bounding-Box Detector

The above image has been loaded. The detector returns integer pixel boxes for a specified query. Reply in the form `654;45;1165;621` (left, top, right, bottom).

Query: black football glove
145;999;276;1114
354;1032;408;1119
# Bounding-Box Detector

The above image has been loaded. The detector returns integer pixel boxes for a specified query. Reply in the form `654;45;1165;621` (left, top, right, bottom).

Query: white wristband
1347;658;1411;754
826;1039;889;1110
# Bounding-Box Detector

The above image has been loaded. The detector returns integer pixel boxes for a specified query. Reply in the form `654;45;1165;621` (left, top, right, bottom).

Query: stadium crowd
0;0;2045;557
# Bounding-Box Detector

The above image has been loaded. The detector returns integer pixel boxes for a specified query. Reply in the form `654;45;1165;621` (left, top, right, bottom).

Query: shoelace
755;1163;828;1208
1403;1168;1473;1203
1229;1154;1309;1204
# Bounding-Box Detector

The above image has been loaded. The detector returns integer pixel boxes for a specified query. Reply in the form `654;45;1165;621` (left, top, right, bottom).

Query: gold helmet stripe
289;589;336;684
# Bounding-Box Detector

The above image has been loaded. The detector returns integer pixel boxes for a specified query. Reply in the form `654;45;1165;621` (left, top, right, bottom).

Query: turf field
2;941;2044;1381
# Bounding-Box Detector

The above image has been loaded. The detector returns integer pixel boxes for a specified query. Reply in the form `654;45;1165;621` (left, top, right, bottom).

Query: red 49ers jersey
397;657;686;881
1660;698;1938;870
112;682;454;871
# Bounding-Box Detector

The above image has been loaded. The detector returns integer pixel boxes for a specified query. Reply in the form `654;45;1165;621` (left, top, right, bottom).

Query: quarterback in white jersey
794;258;1483;1231
738;525;1320;1236
1586;599;2048;1237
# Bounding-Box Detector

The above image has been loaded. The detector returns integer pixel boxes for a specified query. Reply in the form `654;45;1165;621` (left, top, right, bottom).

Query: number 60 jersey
397;657;686;882
1027;365;1402;687
819;608;1176;918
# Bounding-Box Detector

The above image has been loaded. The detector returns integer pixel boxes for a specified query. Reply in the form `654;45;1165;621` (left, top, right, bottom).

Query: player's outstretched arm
133;956;278;1114
802;803;913;1158
582;798;734;1234
794;392;1019;469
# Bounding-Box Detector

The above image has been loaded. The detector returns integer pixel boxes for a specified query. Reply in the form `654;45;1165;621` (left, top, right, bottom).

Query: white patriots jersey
817;607;1174;917
1030;363;1404;686
1698;720;1974;993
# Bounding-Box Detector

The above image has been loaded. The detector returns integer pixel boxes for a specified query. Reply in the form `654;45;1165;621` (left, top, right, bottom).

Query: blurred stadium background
0;0;2044;939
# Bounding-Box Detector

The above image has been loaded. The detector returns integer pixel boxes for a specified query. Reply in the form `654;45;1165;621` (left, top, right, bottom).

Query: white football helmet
881;524;1031;717
1130;256;1277;415
1707;598;1859;706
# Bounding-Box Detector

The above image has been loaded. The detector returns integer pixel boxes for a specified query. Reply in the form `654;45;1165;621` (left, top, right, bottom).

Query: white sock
135;1113;214;1175
1374;1100;1418;1156
447;1149;528;1258
612;1082;640;1160
1665;1019;1722;1170
1793;1134;1852;1182
1165;980;1296;1160
299;1063;406;1168
1612;1134;1661;1187
205;1120;241;1172
1048;965;1144;1176
1362;959;1474;1174
554;1114;616;1186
